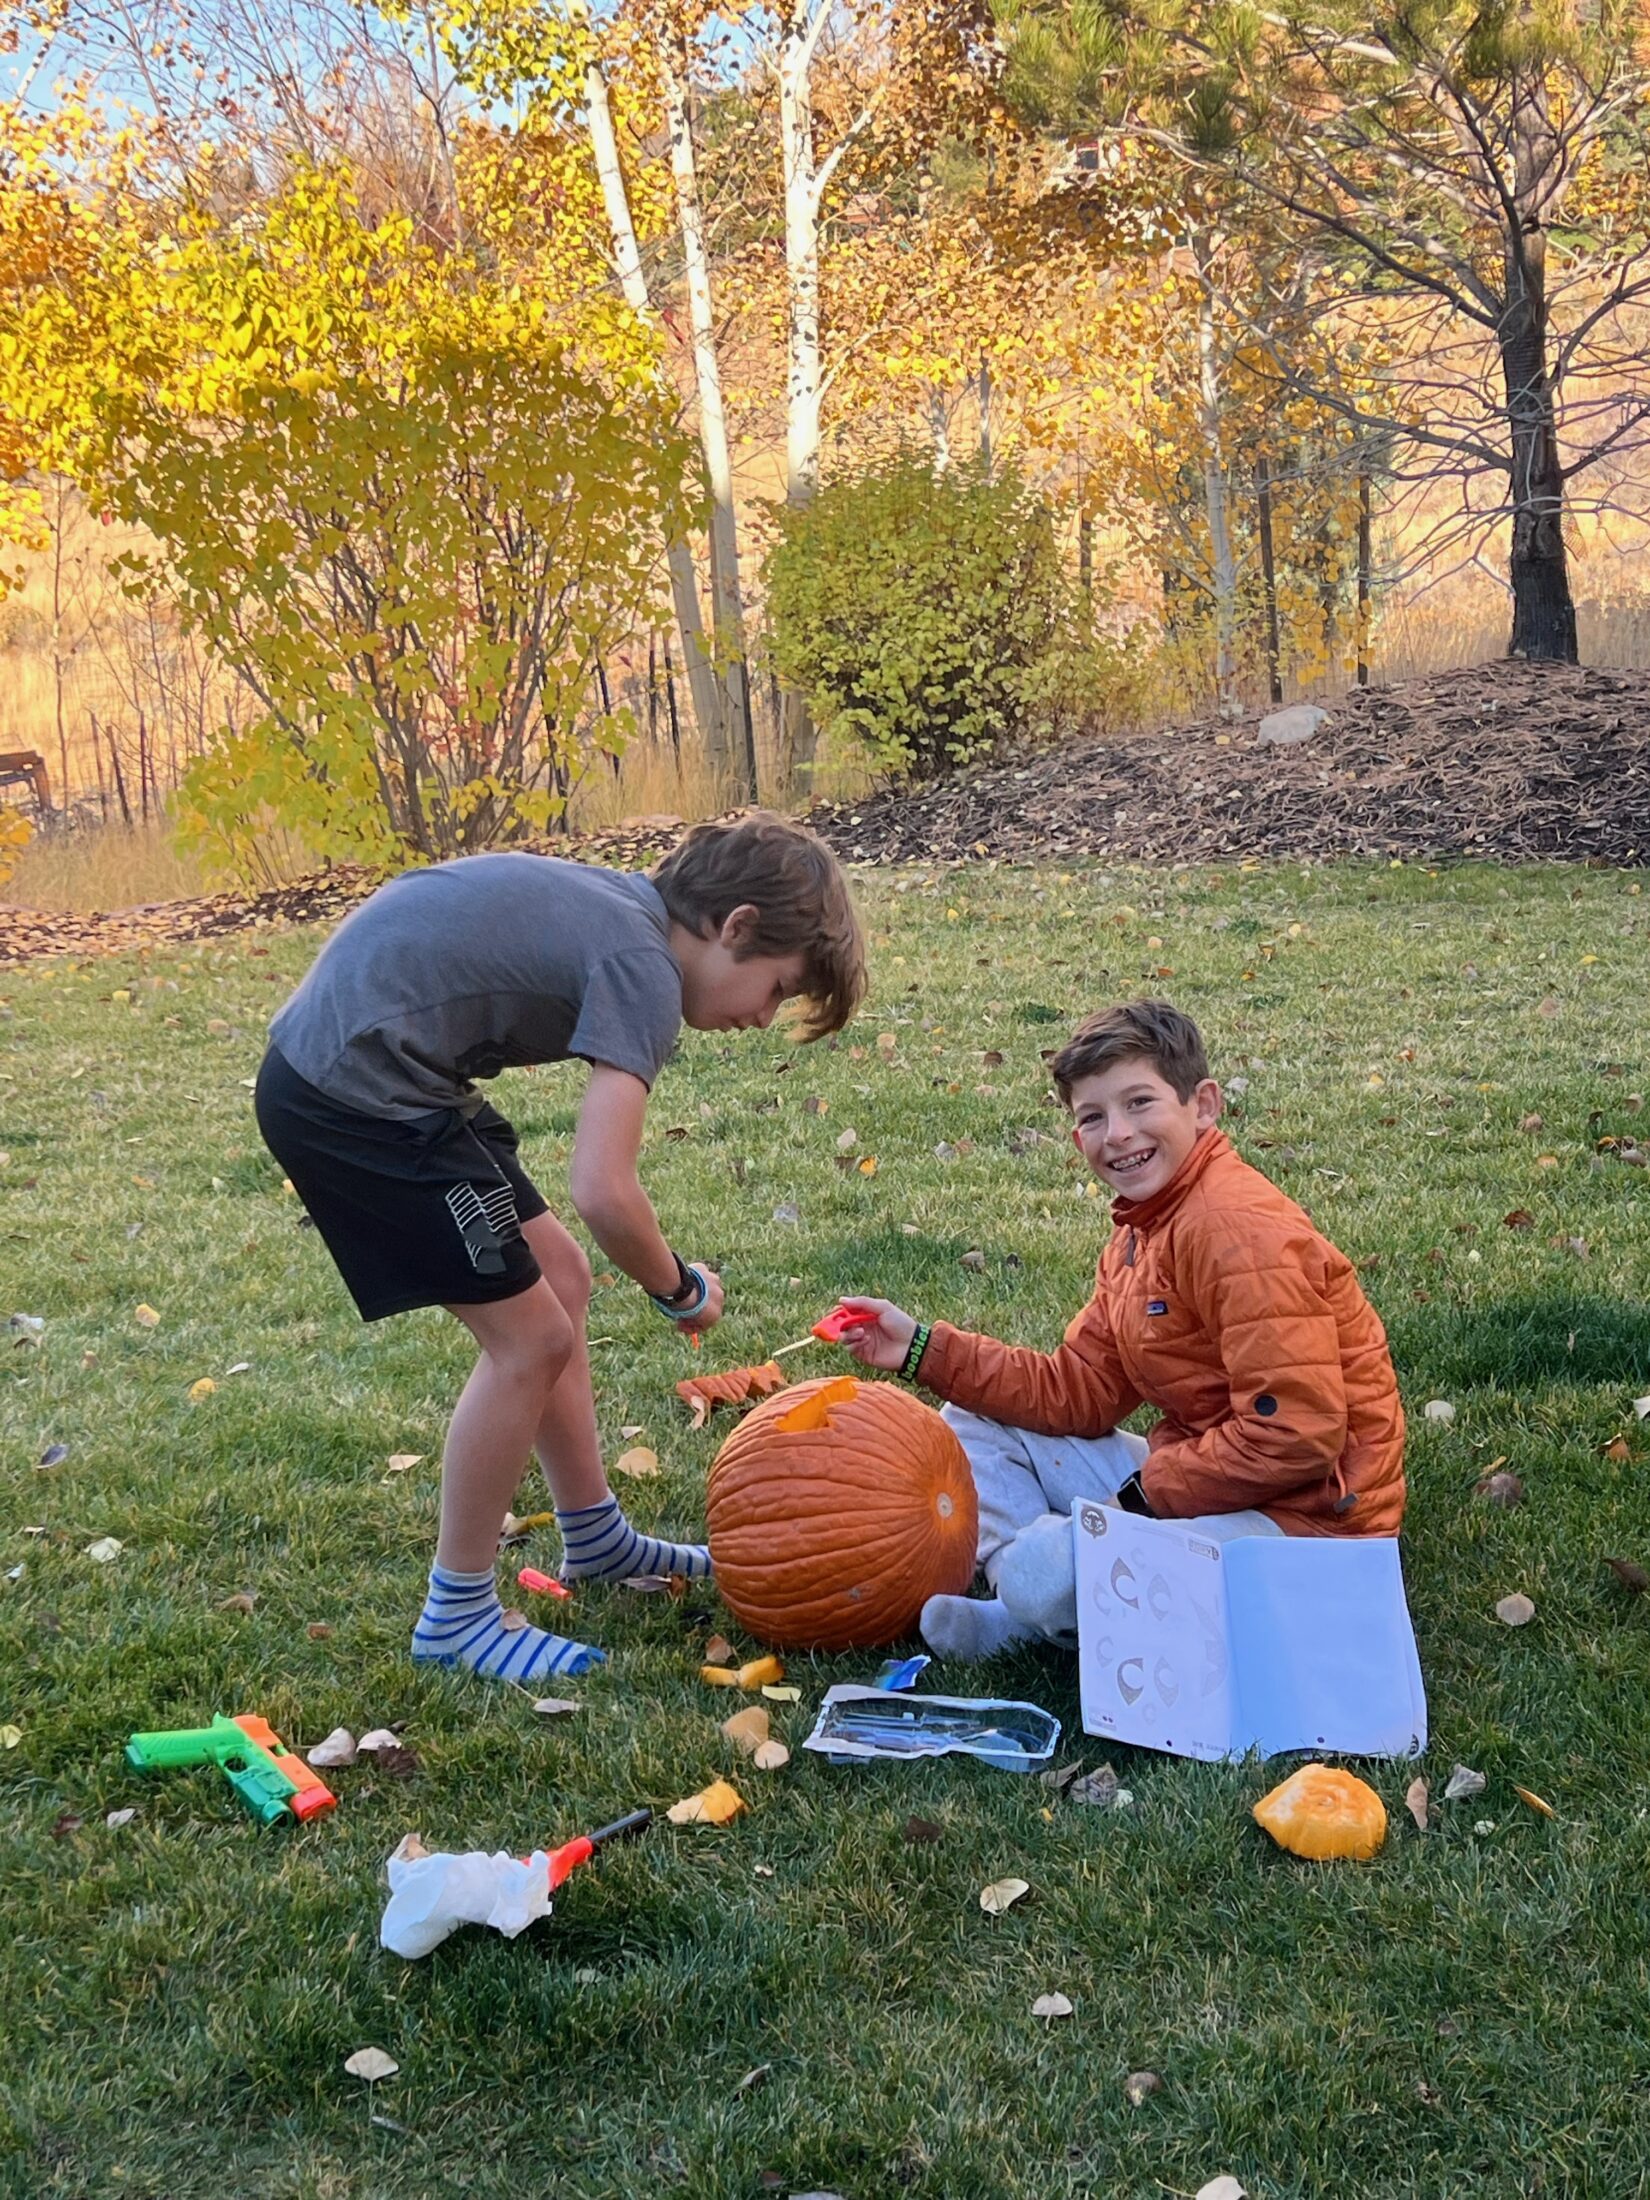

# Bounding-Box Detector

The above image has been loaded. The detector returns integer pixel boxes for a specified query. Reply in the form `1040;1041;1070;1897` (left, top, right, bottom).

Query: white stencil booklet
1073;1503;1427;1761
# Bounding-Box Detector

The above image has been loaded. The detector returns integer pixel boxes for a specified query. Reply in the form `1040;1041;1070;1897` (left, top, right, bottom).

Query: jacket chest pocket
1123;1276;1203;1374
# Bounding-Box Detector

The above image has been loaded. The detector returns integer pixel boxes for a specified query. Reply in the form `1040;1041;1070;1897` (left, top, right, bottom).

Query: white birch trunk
583;55;725;765
1192;229;1238;709
660;34;757;801
776;0;826;789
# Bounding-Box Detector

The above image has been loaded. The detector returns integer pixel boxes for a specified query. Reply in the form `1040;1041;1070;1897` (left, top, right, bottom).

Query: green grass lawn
3;858;1649;2200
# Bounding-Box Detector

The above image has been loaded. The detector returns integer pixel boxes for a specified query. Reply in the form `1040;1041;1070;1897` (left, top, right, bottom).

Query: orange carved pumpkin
704;1375;979;1649
1252;1763;1387;1860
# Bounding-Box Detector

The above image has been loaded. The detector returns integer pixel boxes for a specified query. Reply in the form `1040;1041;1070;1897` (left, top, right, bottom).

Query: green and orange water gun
125;1714;337;1826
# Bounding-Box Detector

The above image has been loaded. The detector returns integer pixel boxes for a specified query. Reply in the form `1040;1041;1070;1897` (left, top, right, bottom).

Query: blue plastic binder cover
1224;1535;1428;1759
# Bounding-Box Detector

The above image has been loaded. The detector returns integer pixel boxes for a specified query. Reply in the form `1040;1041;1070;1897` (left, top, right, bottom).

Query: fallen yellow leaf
0;1724;20;1749
133;1304;160;1328
612;1446;660;1480
666;1777;746;1826
752;1739;790;1772
761;1684;801;1703
1512;1784;1556;1819
188;1378;217;1401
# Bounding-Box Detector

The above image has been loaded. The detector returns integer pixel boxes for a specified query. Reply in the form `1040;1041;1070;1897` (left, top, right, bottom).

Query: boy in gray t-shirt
256;814;865;1685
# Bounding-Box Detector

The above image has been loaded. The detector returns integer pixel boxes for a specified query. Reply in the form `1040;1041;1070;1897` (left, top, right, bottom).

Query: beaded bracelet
899;1320;932;1382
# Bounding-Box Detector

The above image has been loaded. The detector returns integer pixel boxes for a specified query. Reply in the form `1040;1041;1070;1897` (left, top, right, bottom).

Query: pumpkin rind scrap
1252;1762;1387;1860
705;1374;979;1649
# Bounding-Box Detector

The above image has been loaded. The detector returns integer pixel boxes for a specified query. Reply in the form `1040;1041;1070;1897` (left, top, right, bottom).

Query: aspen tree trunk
583;56;725;760
660;34;758;801
1192;230;1238;709
777;0;826;791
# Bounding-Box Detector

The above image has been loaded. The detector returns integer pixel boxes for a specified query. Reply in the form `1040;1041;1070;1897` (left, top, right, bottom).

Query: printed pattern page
1074;1506;1233;1760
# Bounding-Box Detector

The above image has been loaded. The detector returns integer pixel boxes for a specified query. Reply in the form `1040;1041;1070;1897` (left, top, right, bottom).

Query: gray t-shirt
269;853;683;1118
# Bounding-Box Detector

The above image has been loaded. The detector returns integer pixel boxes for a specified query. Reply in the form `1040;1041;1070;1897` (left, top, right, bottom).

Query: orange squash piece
1253;1762;1387;1860
676;1361;790;1430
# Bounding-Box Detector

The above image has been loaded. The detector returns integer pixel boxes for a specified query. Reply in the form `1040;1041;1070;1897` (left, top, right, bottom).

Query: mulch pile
4;661;1646;963
805;660;1650;869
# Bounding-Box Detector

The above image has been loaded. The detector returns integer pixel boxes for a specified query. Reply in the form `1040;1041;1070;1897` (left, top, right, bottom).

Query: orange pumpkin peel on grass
1253;1763;1388;1860
675;1361;790;1430
705;1375;979;1650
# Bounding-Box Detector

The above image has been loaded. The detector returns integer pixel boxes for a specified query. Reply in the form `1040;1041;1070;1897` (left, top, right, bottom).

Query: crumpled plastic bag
381;1848;553;1959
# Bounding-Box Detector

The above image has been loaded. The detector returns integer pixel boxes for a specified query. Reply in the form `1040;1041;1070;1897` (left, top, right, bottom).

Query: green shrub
766;452;1072;781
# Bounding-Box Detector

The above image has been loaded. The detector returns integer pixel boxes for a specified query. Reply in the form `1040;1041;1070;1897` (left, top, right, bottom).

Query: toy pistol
124;1713;338;1827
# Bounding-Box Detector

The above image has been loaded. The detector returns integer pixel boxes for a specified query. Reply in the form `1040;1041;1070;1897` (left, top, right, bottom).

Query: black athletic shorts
254;1047;548;1321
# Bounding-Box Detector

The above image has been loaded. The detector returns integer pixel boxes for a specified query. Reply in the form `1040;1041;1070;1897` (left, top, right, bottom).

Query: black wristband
1114;1470;1155;1518
899;1320;932;1383
657;1251;696;1305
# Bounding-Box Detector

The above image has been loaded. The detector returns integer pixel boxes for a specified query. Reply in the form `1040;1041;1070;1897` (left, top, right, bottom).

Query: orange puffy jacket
919;1129;1406;1537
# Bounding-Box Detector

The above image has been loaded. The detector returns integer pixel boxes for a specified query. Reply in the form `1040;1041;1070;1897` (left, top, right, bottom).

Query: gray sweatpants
943;1406;1282;1646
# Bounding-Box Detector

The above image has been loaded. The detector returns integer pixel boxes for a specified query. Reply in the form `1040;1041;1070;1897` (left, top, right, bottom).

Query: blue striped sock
411;1564;604;1680
556;1497;712;1584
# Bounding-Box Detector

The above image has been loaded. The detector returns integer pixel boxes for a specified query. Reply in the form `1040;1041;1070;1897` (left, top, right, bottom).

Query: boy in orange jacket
840;999;1405;1659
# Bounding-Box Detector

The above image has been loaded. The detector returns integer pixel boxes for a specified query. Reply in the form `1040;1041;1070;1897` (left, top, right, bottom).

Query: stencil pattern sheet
1073;1504;1234;1760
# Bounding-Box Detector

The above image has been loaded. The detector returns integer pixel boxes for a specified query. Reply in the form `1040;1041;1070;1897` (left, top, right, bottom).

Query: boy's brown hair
1050;998;1210;1104
653;811;867;1039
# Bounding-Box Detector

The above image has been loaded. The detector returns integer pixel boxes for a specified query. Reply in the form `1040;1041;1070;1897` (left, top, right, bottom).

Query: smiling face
674;903;808;1033
1067;1055;1222;1203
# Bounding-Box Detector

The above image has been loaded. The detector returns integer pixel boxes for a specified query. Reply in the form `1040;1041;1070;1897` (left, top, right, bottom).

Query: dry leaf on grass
388;1831;430;1865
1070;1765;1123;1809
1123;2070;1163;2106
1513;1784;1556;1819
1405;1777;1429;1831
612;1446;660;1480
51;1812;83;1840
752;1740;790;1772
735;2064;771;2094
85;1537;123;1564
619;1424;646;1439
307;1727;358;1768
133;1304;160;1328
1495;1592;1536;1627
106;1808;137;1828
676;1362;789;1429
904;1815;943;1844
531;1697;579;1717
704;1633;735;1664
343;2047;398;2083
358;1728;402;1753
1444;1764;1486;1801
384;1454;423;1475
978;1876;1030;1916
721;1705;770;1754
667;1778;746;1826
188;1378;217;1401
307;1622;333;1639
761;1684;801;1703
959;1248;988;1273
218;1591;256;1616
499;1608;529;1633
1031;1992;1073;2021
1475;1470;1524;1508
1604;1556;1649;1593
0;1724;21;1749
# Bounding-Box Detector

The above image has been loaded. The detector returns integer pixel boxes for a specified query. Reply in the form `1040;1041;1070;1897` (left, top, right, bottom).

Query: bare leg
519;1210;608;1510
436;1280;574;1571
516;1209;711;1582
412;1280;602;1679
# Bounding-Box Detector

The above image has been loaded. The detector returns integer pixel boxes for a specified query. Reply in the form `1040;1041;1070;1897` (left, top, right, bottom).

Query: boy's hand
677;1264;723;1334
833;1298;916;1372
